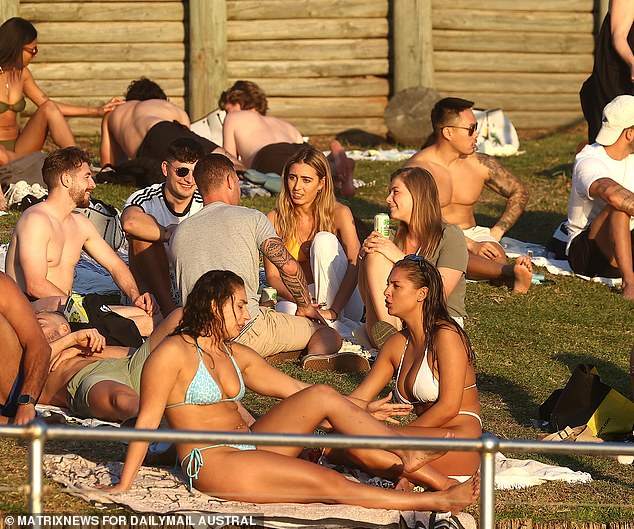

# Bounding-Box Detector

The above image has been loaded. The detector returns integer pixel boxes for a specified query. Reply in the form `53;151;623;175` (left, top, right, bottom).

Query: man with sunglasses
121;138;204;316
405;97;533;293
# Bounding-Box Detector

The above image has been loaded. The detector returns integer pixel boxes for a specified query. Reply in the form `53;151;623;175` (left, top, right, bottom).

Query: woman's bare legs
360;252;401;341
195;449;479;513
14;100;75;156
251;385;440;472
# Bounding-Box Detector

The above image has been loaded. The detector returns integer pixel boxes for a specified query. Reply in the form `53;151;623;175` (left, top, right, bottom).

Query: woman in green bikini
0;18;120;174
102;269;479;513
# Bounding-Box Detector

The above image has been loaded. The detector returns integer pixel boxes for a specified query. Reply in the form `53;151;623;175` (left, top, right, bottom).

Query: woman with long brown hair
0;18;119;193
359;166;468;347
101;269;479;513
265;144;363;326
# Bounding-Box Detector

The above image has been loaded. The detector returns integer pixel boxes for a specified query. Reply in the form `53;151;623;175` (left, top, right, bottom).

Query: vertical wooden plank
392;0;434;92
1;0;20;23
189;0;227;120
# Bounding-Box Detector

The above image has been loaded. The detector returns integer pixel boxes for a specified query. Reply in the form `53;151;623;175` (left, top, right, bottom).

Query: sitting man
405;97;533;293
220;80;356;197
172;153;345;361
566;95;634;299
121;138;204;316
0;272;50;425
4;147;156;316
36;309;180;422
100;78;241;169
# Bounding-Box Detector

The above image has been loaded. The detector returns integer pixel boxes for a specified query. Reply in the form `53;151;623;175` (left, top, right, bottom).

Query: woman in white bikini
101;269;479;512
343;256;481;491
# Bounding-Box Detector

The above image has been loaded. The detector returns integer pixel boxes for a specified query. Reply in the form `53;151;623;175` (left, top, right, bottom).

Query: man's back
223;110;303;167
102;100;190;162
172;202;277;316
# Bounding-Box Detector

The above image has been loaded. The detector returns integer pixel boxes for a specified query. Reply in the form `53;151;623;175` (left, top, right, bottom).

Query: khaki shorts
66;339;152;418
235;307;320;357
462;226;500;244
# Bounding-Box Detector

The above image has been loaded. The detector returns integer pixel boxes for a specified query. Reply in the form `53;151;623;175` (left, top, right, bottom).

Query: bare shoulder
151;334;190;362
16;204;53;230
266;208;278;224
470;152;501;178
435;322;466;350
380;330;408;364
333;201;353;222
404;148;433;168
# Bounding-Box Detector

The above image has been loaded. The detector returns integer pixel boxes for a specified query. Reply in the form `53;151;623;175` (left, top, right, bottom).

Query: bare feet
623;281;634;300
395;476;415;491
329;140;356;197
397;432;452;473
512;256;533;294
436;473;480;515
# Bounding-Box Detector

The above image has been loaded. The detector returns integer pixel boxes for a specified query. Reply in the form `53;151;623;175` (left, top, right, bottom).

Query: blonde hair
391;167;443;259
273;145;336;244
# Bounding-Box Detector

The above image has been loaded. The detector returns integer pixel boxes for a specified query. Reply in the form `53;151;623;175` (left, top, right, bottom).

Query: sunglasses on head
168;162;192;177
404;254;430;270
443;123;478;137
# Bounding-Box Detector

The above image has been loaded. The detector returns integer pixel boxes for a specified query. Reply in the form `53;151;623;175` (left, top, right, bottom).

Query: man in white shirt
567;95;634;299
121;138;204;316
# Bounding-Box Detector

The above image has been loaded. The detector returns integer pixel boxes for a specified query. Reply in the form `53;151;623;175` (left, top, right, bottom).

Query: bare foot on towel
436;473;480;515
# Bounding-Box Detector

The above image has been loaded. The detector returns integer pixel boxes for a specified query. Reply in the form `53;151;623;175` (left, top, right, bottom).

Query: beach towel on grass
43;453;476;529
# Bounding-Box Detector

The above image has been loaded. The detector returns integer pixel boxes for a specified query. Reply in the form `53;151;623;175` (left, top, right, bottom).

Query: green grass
1;127;634;523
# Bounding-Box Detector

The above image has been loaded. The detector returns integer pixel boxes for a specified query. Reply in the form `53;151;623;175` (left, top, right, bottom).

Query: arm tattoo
593;178;634;216
261;237;312;306
477;153;528;234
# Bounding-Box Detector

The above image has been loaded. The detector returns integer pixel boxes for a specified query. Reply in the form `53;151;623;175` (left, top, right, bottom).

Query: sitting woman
359;166;468;348
103;269;479;513
340;257;481;490
0;18;119;167
265;144;363;323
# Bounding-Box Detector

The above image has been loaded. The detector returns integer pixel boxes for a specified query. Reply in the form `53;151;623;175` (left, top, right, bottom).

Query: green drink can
374;213;390;237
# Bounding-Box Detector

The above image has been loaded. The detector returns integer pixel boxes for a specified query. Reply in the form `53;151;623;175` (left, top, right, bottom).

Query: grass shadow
551;352;631;398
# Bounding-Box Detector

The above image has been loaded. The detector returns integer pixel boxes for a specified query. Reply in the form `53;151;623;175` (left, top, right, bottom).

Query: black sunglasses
404;254;431;271
169;162;192;178
23;45;38;56
443;123;478;137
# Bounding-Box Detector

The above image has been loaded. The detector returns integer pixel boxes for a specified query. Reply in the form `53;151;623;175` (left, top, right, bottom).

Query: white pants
276;231;364;323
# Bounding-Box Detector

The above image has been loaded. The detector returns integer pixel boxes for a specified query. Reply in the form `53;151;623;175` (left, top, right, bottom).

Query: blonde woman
359;167;468;347
265;145;363;326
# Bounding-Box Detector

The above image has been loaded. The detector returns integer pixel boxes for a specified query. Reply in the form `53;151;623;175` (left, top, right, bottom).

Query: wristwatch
17;394;37;406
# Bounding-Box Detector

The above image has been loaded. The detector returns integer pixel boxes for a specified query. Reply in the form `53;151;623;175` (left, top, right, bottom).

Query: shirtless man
100;78;236;168
5;147;157;315
405;97;533;293
0;273;50;425
220;80;356;197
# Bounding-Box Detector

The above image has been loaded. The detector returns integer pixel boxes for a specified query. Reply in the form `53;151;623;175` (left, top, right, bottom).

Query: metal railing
1;420;633;529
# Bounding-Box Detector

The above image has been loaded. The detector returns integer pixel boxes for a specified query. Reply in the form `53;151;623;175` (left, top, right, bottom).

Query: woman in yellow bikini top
0;18;120;179
346;256;481;491
265;144;364;324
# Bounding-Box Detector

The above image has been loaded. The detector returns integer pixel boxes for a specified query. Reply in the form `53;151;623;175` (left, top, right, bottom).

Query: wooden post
0;0;19;23
392;0;434;92
188;0;226;120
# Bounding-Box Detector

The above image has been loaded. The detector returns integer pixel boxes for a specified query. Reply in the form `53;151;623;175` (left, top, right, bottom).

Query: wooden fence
3;0;607;138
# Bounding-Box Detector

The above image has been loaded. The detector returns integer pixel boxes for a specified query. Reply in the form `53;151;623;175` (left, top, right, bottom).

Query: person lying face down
101;269;479;515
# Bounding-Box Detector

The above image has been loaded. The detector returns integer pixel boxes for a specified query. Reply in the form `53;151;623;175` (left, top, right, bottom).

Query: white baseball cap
596;95;634;146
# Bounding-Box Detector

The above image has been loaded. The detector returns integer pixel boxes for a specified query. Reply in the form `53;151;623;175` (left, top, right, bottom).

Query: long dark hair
0;17;37;72
173;270;245;347
392;257;475;371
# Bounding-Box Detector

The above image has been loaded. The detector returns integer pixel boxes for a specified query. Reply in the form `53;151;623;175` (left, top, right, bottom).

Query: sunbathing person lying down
100;269;479;514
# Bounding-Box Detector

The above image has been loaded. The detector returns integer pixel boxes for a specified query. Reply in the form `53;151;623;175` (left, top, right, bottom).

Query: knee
305;383;340;402
111;389;140;419
312;231;339;256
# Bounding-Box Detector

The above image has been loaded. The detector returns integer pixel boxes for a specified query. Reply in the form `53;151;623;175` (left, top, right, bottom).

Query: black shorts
567;228;634;278
136;121;219;162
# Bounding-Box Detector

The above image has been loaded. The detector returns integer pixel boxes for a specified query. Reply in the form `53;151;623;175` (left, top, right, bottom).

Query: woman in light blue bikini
103;269;479;513
346;256;481;491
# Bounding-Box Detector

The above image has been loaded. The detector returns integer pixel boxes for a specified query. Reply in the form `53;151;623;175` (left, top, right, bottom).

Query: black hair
431;97;474;134
166;138;205;164
0;17;37;72
392;257;475;371
125;77;167;101
172;270;245;346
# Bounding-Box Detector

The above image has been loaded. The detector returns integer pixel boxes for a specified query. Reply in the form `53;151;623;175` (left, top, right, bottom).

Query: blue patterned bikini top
166;339;245;408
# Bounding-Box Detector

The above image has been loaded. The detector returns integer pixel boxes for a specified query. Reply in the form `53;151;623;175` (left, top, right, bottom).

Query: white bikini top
394;336;476;405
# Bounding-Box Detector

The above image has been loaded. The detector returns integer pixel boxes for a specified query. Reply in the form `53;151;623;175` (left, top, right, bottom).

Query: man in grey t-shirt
172;153;341;358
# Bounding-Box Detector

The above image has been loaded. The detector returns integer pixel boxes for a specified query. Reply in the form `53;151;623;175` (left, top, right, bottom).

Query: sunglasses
404;254;430;269
23;45;38;56
168;162;192;178
444;123;478;136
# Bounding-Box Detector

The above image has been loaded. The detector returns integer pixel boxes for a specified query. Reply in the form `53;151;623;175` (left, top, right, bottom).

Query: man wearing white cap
567;94;634;299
